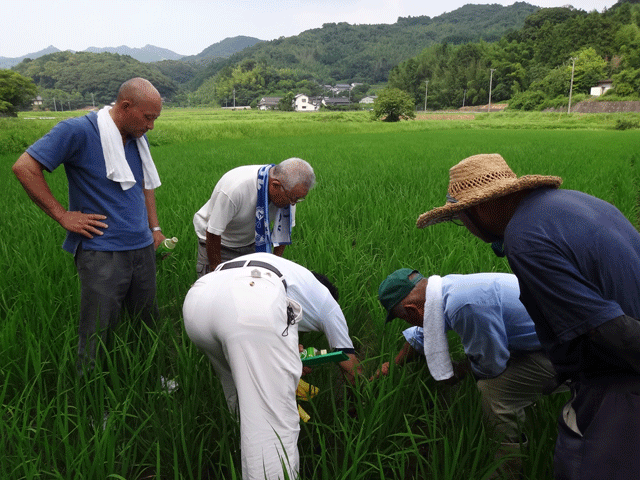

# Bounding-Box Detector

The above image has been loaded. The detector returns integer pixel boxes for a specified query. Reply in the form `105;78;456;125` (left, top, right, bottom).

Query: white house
359;96;377;104
293;94;320;111
590;80;613;96
258;96;282;110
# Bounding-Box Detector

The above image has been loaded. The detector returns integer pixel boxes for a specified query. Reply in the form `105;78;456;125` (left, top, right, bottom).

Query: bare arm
205;231;222;272
394;341;417;367
12;152;108;237
143;188;165;248
338;353;363;385
372;341;417;379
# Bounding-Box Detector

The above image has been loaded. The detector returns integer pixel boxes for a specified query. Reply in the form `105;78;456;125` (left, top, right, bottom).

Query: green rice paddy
2;109;640;479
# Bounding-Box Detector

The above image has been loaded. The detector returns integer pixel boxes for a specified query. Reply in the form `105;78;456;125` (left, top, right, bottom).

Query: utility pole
462;89;466;108
233;88;236;108
91;92;95;108
568;57;576;114
488;68;496;113
424;80;429;111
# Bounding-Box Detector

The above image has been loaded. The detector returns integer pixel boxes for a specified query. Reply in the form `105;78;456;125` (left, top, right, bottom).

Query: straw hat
416;154;562;228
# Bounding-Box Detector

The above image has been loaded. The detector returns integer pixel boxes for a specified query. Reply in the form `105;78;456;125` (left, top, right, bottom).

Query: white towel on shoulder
423;275;454;381
97;105;161;191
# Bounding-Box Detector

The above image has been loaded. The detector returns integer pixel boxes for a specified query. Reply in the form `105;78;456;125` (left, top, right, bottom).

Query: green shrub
615;118;640;130
507;90;547;111
372;87;416;121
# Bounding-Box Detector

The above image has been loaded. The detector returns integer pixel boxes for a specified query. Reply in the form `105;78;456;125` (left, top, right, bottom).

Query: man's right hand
371;361;391;380
59;211;108;238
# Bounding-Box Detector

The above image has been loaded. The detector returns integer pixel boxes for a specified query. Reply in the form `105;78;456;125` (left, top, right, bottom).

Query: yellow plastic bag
296;379;319;401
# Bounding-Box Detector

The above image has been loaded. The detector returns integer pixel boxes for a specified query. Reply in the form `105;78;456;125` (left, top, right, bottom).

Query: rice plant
2;110;639;479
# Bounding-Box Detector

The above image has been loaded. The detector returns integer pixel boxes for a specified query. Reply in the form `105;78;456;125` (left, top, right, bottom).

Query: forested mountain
11;51;179;109
387;1;640;110
0;36;260;69
191;2;538;89
8;2;539;109
8;1;640;112
180;36;263;64
156;36;263;88
0;45;183;69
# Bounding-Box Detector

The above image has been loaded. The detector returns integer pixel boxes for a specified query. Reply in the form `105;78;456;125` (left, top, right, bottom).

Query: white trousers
183;266;302;480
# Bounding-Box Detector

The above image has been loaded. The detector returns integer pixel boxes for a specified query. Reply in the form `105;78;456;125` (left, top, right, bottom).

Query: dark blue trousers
554;374;640;479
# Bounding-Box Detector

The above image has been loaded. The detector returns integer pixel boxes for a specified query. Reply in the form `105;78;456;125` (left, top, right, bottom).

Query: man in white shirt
193;158;315;278
182;252;361;480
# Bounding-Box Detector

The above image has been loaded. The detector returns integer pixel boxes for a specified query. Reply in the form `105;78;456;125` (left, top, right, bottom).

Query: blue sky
1;0;618;58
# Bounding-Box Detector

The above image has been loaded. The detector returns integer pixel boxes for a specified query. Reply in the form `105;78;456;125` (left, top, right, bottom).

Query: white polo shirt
193;165;296;248
233;252;355;351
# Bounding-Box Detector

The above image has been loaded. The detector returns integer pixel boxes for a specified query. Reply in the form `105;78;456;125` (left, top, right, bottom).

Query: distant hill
7;3;542;101
180;36;263;64
0;45;61;69
191;2;539;86
1;36;260;69
85;44;184;62
11;51;179;106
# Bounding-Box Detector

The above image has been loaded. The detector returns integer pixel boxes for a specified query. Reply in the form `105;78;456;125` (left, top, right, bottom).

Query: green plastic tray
301;351;349;367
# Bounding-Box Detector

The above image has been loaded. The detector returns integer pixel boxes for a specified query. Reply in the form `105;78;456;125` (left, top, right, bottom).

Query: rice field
2;109;640;479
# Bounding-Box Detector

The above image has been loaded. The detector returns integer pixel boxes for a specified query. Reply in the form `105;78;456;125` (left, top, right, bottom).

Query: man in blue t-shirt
377;269;564;447
12;77;165;374
416;153;640;480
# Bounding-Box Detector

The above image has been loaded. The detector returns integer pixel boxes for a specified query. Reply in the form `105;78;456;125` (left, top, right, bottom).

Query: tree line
9;51;179;112
387;1;640;110
3;1;640;115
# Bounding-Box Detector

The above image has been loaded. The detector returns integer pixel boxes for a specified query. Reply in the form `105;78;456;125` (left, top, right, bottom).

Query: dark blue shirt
504;188;640;376
27;112;153;254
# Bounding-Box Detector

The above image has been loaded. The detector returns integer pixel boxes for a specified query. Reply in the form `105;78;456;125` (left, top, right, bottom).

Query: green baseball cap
378;268;424;323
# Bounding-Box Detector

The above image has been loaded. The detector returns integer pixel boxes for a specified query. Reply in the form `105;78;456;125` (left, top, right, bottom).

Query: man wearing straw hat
416;153;640;479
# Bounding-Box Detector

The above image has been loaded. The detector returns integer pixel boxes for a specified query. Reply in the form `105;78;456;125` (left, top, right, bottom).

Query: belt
218;259;287;290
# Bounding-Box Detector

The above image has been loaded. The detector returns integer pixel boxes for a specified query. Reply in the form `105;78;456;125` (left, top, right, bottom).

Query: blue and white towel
97;105;161;191
255;164;292;253
423;275;454;381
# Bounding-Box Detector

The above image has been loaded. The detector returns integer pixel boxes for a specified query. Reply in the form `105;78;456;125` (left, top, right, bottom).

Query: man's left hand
152;229;166;249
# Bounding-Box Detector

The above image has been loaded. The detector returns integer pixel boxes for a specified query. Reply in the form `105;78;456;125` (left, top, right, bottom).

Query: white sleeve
206;191;237;235
314;301;354;351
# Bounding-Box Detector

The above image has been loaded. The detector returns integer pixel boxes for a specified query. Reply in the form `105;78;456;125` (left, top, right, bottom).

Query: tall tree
0;70;37;116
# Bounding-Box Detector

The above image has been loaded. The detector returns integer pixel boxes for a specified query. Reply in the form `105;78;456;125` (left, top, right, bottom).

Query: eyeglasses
280;184;305;204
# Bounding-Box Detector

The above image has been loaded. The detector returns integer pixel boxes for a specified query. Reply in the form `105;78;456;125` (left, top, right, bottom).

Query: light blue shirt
403;273;541;379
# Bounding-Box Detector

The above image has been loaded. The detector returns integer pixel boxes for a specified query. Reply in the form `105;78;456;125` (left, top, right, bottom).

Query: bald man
12;77;165;374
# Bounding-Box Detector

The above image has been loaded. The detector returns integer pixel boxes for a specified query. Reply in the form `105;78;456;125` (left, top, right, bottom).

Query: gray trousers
196;241;255;279
75;244;158;374
476;350;568;443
